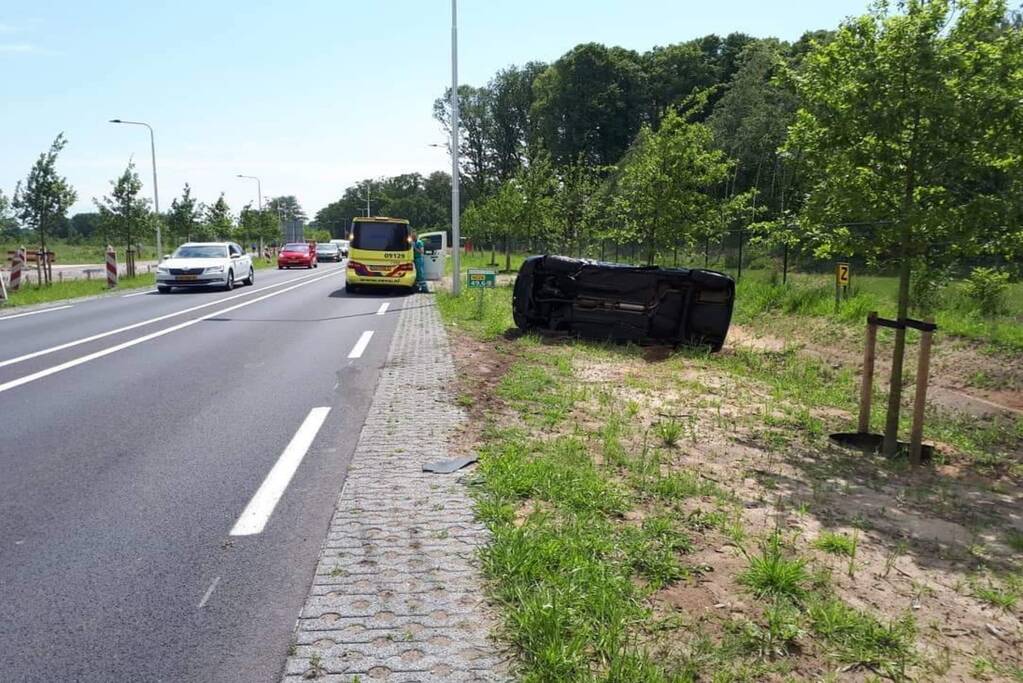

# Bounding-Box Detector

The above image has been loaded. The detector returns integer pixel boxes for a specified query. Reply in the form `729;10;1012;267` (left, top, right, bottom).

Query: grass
734;274;1023;351
435;285;515;340
0;239;157;264
1;273;156;308
807;597;917;678
813;532;858;558
739;534;809;601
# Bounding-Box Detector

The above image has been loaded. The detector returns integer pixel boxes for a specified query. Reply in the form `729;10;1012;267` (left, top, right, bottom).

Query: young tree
0;189;19;240
787;0;1023;455
94;161;151;273
266;195;306;223
167;184;200;247
12;133;77;283
204;194;234;240
617;109;732;264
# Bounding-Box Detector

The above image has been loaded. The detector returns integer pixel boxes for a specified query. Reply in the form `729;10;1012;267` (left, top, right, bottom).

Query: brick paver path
282;294;507;682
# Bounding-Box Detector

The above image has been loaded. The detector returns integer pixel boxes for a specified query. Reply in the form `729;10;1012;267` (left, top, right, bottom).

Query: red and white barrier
106;245;118;288
9;248;23;292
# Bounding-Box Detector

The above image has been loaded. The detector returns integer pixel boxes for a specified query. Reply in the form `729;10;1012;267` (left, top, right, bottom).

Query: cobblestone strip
282;294;508;683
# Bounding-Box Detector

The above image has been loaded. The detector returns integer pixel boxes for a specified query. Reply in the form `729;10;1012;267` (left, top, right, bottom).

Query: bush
962;267;1010;317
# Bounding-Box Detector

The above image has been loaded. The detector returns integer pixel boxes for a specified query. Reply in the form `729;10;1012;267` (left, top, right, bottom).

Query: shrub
962;267;1010;317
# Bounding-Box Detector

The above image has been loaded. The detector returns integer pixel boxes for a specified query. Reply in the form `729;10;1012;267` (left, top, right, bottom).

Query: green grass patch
734;275;1023;351
738;534;809;601
435;285;515;340
1;273;156;308
813;532;858;558
807;597;916;678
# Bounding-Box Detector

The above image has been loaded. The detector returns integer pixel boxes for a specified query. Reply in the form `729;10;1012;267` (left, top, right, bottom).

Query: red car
277;243;318;269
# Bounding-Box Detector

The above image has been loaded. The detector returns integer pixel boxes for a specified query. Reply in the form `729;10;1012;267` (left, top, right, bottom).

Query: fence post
0;267;7;302
858;312;879;434
909;320;936;466
106;245;118;288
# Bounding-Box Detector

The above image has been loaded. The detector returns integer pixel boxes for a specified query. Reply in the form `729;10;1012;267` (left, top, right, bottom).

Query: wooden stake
858;312;879;434
909;320;935;466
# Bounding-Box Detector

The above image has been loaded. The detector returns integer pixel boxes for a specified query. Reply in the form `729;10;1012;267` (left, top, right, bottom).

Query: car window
173;245;229;258
229;244;241;256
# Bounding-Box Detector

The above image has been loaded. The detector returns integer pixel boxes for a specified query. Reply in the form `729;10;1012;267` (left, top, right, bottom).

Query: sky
0;0;869;221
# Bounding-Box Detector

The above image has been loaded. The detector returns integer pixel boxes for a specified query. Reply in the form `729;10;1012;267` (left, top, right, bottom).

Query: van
345;217;416;293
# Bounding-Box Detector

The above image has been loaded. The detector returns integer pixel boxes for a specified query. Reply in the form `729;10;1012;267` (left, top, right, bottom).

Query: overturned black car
512;255;735;351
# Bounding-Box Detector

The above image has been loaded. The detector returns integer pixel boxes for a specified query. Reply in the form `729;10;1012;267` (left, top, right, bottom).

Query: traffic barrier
106;245;118;288
9;248;23;291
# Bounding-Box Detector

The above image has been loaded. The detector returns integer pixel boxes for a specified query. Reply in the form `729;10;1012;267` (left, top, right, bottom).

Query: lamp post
358;182;372;217
450;0;461;294
237;174;263;254
235;174;262;210
109;119;161;260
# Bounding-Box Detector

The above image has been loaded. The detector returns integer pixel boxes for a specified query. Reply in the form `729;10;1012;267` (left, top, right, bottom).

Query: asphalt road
0;262;412;681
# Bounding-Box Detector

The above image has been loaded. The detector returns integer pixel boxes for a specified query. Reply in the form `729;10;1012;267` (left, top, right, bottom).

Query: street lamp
109;119;162;260
235;174;263;210
450;0;461;294
358;181;372;217
236;174;264;254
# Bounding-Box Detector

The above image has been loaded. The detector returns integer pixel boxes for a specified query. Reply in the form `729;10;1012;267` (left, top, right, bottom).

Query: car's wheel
277;265;283;270
347;283;359;294
157;286;171;294
224;270;235;291
244;267;254;286
313;262;318;268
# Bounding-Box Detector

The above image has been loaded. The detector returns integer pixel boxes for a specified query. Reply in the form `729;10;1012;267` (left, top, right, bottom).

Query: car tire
244;267;254;286
347;283;359;294
224;271;234;291
314;262;318;268
277;265;283;270
157;286;171;294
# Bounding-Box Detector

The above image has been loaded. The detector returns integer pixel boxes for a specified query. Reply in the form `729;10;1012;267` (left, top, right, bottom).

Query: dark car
512;255;735;351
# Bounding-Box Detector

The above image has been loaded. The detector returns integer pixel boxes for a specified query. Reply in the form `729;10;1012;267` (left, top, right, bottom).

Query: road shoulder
281;293;508;682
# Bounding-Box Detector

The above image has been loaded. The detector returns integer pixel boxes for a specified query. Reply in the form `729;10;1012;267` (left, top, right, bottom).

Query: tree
644;41;719;125
12;133;77;283
488;62;547;180
266;195;306;223
0;190;19;240
531;43;648;167
167;184;200;247
204;194;234;240
69;213;102;241
94;161;151;271
617;109;732;264
785;0;1023;455
434;85;497;201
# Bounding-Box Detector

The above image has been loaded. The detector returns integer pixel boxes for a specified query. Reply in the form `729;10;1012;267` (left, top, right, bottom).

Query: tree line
443;1;1021;287
0;137;311;263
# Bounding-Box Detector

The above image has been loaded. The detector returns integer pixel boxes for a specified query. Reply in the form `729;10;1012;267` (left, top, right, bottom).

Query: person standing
411;231;427;292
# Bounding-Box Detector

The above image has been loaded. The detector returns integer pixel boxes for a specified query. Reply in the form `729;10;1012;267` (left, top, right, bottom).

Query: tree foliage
12;133;78;253
94;161;151;252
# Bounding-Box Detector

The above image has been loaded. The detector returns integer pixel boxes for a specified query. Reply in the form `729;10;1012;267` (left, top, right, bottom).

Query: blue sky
0;1;868;219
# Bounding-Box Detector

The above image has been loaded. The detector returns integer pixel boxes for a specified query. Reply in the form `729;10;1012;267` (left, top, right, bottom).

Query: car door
228;243;243;280
238;243;252;274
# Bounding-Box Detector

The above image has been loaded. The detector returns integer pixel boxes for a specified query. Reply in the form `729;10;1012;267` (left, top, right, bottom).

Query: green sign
467;268;496;289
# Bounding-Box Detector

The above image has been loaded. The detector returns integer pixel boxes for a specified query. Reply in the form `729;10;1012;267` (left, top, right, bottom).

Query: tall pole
450;0;461;294
110;119;161;260
237;175;263;253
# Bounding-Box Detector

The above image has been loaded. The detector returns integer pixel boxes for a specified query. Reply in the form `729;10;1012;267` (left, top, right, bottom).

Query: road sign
467;268;496;289
836;262;851;286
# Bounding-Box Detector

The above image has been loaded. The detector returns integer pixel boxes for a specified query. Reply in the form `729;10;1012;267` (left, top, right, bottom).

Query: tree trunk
782;244;789;284
882;106;920;457
704;237;710;268
504;235;511;273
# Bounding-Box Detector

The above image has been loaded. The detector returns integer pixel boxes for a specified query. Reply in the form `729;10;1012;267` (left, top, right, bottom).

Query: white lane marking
0;305;73;321
348;331;374;359
197;576;221;608
230;407;332;536
376;302;389;316
0;270;337;395
0;269;326;370
121;290;154;298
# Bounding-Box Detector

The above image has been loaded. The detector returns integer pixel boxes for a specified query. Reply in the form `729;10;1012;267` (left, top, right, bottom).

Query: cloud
0;42;59;55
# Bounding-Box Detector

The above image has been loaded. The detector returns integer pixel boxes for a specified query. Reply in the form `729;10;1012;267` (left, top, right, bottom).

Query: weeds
813;532;857;558
739;534;808;601
807;598;916;679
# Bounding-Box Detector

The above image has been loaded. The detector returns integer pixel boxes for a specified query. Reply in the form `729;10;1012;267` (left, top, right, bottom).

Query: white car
330;239;350;257
156;242;254;293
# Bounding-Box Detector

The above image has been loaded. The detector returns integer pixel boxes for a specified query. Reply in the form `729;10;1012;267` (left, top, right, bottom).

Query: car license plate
179;274;198;281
